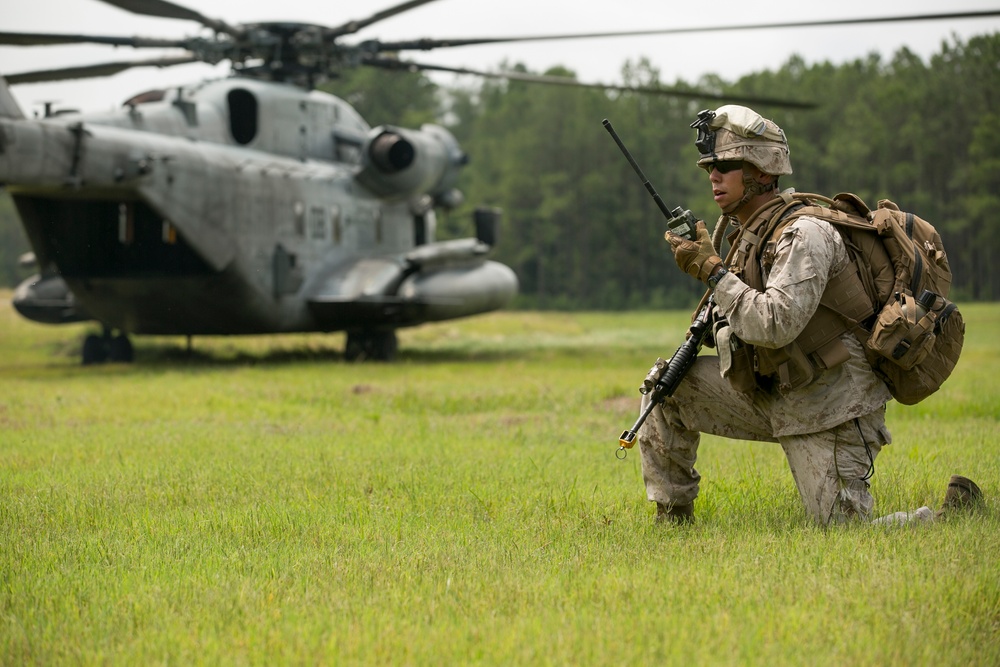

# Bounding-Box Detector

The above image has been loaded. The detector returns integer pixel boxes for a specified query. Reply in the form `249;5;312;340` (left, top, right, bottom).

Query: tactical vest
725;192;879;393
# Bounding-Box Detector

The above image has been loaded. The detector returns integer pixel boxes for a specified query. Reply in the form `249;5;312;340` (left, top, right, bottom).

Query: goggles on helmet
691;109;717;157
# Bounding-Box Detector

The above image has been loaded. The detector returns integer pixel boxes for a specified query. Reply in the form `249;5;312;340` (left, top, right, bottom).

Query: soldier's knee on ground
830;479;875;524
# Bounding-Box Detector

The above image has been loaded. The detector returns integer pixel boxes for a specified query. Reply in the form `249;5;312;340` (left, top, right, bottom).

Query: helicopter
2;0;998;363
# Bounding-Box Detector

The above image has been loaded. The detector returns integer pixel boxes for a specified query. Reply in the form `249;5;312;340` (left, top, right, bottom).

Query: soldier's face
708;163;745;211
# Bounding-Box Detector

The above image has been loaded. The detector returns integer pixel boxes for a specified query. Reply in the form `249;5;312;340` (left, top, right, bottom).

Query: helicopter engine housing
355;124;465;203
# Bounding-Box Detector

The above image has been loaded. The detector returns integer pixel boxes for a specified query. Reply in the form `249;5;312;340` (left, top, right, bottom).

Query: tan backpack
783;193;965;405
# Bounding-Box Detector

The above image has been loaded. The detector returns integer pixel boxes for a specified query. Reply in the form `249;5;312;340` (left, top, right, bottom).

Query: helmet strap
724;172;779;216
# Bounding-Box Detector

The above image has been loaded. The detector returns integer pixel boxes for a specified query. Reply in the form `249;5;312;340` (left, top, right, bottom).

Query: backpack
781;193;965;405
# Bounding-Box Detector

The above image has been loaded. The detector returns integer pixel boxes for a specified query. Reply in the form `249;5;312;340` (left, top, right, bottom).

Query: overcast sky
2;0;999;115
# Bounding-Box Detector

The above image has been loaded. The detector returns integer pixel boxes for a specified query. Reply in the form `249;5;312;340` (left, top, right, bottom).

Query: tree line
2;32;998;309
328;33;1000;307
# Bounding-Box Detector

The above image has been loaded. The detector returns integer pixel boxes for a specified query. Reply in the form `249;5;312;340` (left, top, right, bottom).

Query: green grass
1;294;998;665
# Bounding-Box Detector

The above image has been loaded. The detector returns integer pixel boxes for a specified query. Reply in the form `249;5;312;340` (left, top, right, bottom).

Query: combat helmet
691;105;792;176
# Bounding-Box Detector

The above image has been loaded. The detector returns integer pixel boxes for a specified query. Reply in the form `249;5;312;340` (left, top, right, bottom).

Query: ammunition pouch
753;313;853;393
715;323;756;394
868;292;953;371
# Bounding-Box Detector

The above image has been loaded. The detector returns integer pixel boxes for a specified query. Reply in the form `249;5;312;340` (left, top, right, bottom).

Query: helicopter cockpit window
332;130;363;165
227;88;258;145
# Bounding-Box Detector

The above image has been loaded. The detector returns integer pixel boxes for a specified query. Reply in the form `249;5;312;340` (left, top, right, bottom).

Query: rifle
617;299;714;457
603;117;711;457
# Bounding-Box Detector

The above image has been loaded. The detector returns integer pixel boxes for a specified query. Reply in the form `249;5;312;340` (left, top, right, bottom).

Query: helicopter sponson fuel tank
0;76;517;348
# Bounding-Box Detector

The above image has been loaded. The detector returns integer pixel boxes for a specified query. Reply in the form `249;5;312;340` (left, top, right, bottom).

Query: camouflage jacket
711;215;892;437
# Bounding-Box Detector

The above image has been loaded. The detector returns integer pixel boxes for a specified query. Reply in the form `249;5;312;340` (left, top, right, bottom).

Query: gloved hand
666;221;723;285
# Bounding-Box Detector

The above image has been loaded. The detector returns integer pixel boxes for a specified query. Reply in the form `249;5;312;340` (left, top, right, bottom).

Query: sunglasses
703;160;743;174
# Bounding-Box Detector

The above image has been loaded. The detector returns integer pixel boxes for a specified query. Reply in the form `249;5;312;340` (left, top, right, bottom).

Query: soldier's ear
754;168;776;186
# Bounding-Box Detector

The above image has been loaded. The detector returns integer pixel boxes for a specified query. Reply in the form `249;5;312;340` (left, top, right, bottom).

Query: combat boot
937;474;983;516
656;501;695;525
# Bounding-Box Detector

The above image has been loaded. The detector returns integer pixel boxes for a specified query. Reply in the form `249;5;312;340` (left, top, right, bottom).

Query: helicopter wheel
108;333;134;363
81;330;134;364
345;330;398;362
82;333;109;365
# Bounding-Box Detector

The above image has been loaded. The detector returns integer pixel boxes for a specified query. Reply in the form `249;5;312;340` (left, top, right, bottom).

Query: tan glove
666;221;723;285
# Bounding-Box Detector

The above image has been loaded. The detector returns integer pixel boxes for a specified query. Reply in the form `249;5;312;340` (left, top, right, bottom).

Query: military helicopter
2;1;997;363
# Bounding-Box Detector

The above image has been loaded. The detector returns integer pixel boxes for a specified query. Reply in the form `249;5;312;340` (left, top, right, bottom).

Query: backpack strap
732;191;808;286
904;212;924;295
782;200;879;331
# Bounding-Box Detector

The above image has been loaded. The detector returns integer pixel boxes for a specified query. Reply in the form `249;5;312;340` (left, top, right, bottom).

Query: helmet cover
693;105;792;176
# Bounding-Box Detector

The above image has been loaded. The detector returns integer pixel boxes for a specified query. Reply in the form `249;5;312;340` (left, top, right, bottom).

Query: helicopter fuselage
1;77;517;341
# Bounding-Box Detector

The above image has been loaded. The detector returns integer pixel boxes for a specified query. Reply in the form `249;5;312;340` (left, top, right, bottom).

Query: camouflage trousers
637;356;890;525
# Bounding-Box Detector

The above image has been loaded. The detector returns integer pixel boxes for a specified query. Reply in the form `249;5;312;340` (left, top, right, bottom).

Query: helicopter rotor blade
362;58;817;110
5;55;201;85
96;0;242;37
370;9;1000;52
323;0;442;39
0;30;188;48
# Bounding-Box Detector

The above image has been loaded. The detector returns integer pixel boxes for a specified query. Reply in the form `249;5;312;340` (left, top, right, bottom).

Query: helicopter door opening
227;89;258;145
13;197;212;278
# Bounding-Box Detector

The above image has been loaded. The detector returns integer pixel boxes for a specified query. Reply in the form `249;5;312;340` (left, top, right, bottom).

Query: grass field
1;293;998;665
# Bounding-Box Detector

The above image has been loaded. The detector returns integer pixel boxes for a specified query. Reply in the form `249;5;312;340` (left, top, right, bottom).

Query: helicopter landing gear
81;333;106;365
344;330;398;362
81;327;134;365
109;333;134;363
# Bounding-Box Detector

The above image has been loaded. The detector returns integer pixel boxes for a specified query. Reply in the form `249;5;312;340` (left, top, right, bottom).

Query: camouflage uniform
644;104;980;526
638;214;892;525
